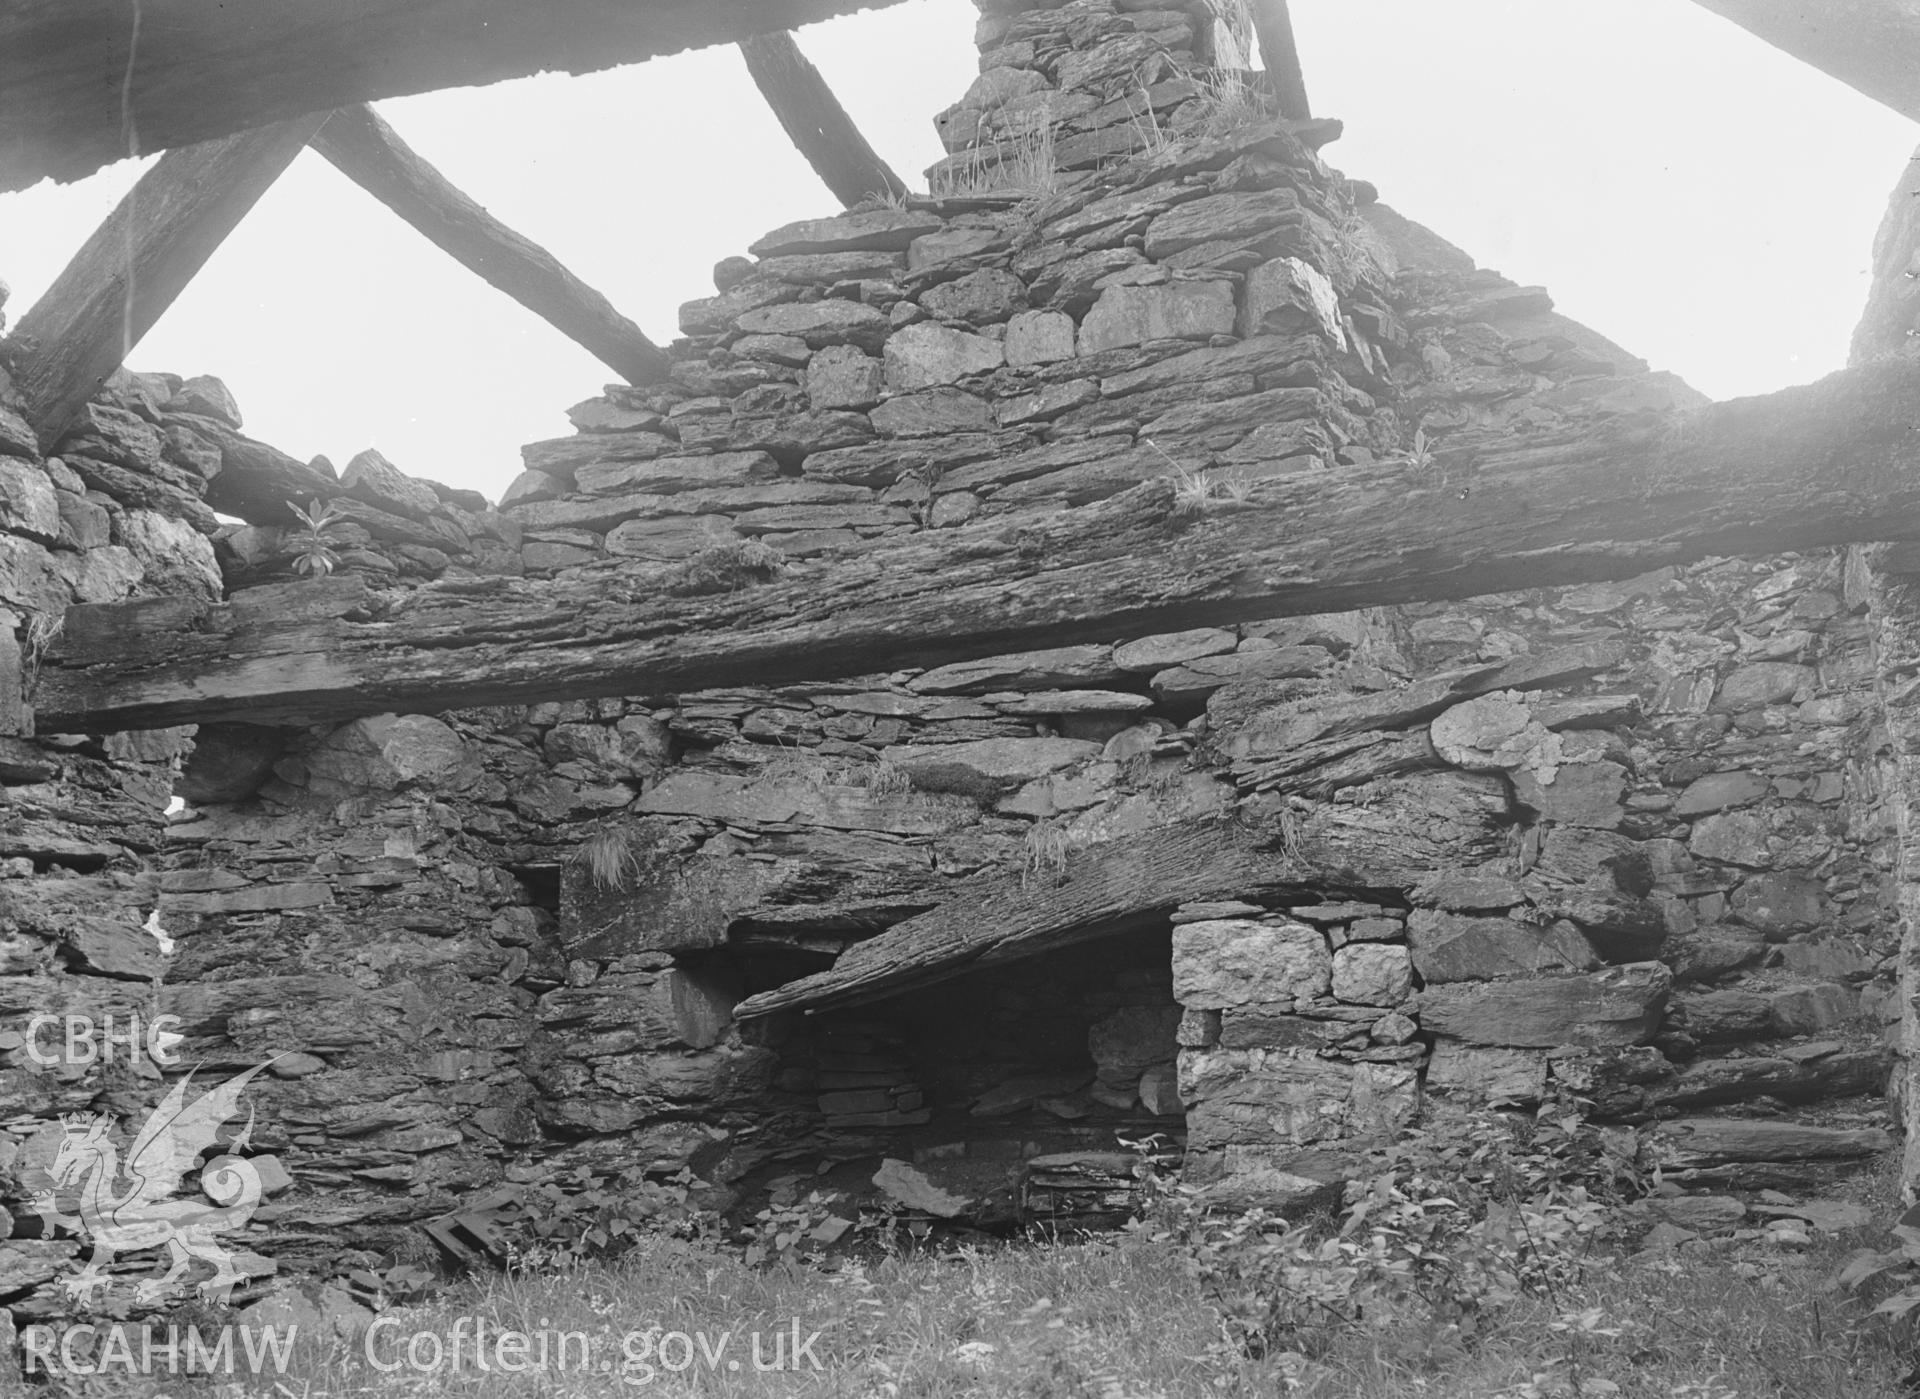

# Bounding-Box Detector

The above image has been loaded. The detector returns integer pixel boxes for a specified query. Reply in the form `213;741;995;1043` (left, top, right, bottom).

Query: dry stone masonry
0;0;1911;1341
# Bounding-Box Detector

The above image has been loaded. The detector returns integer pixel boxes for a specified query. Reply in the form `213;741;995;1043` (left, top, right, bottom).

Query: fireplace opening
738;924;1185;1229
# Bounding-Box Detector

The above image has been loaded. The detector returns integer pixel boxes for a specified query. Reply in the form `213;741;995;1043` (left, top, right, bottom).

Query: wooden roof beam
739;30;907;207
311;106;668;385
0;0;912;195
36;348;1920;733
1249;0;1312;122
1690;1;1920;126
3;118;329;450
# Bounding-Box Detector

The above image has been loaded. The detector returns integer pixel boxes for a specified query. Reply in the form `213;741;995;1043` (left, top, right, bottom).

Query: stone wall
0;295;237;1313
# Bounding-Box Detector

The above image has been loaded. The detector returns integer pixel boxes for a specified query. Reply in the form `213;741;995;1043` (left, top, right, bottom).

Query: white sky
0;0;1912;505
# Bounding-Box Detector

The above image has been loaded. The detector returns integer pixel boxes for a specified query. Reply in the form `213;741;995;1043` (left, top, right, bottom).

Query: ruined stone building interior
2;0;1919;1353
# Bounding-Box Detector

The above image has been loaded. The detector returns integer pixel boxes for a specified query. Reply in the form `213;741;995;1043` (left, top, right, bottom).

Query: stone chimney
929;0;1271;193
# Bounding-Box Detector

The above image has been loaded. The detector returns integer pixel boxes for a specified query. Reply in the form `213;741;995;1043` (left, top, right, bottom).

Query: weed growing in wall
1149;437;1254;518
902;461;944;531
668;537;783;596
932;106;1063;200
1397;426;1437;474
749;742;917;798
285;496;350;578
1021;818;1073;888
572;826;643;893
19;607;64;699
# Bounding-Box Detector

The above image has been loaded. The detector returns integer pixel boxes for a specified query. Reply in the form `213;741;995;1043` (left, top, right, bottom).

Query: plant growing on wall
285;497;350;578
1407;426;1436;473
1022;818;1074;889
932;105;1062;199
573;825;643;893
1186;67;1271;138
751;741;917;798
1390;425;1439;476
1148;438;1252;518
903;461;944;532
18;608;64;700
669;537;784;596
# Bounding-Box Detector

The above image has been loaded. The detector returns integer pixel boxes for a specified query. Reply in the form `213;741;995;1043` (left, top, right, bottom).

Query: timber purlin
38;350;1920;733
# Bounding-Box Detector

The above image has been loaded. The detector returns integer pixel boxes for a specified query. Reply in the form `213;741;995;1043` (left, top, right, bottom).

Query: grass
861;760;914;799
1186;67;1271;139
42;1205;1916;1398
749;744;916;799
931;107;1062;200
1148;437;1254;517
1275;800;1307;864
570;826;642;892
20;606;65;698
668;538;783;596
1021;818;1072;888
1131;58;1274;154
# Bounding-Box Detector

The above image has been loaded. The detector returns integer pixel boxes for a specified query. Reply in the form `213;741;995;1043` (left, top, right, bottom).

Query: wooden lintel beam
1249;0;1312;121
738;31;908;208
310;106;667;385
0;0;913;194
3;118;327;450
736;756;1511;1018
736;820;1300;1018
38;349;1920;734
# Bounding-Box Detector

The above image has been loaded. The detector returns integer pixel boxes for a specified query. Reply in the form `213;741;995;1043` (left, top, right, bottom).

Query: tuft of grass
1186;67;1271;138
1275;800;1307;864
1021;818;1072;889
846;186;912;213
902;461;944;532
932;107;1061;199
749;742;832;789
20;607;65;698
860;760;914;799
1149;437;1253;517
749;746;915;800
669;537;783;596
571;826;642;892
1171;465;1217;517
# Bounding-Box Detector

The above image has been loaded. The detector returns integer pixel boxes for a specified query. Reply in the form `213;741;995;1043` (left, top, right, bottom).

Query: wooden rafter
0;0;913;195
1249;0;1312;122
311;106;667;385
738;31;908;208
38;349;1920;733
4;118;329;449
